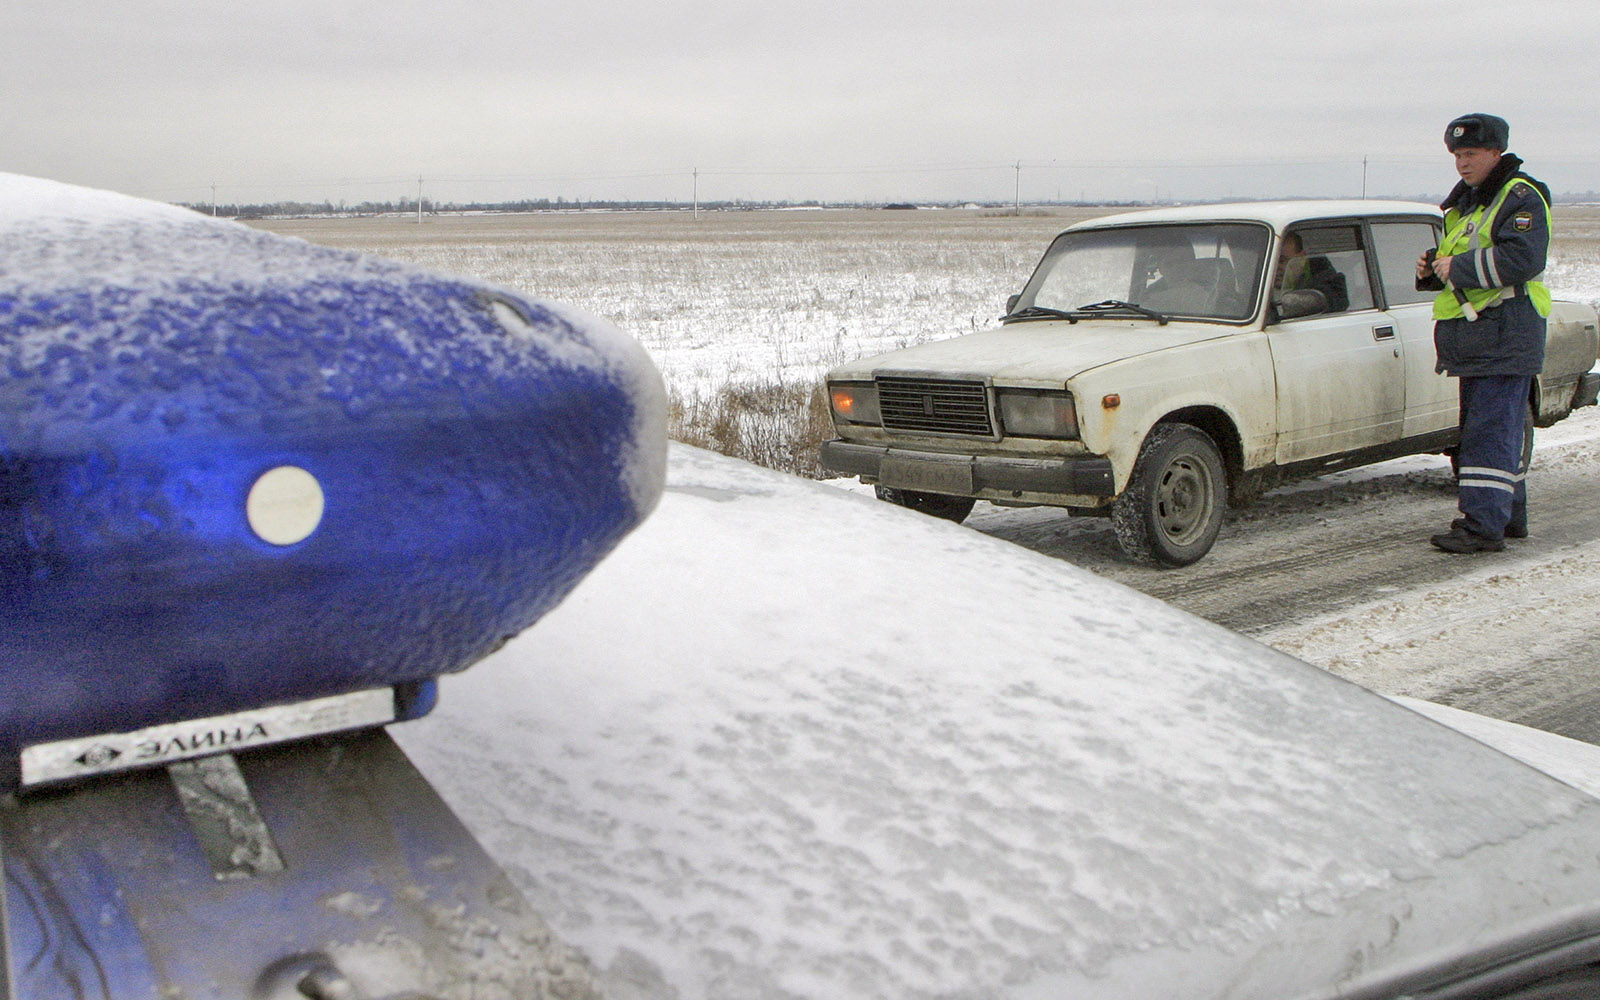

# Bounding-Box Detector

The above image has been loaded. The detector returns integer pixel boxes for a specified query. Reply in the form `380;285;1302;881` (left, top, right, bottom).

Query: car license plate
881;453;975;495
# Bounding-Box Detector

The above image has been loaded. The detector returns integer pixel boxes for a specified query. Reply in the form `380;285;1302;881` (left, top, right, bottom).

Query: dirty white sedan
402;443;1600;1000
822;202;1600;565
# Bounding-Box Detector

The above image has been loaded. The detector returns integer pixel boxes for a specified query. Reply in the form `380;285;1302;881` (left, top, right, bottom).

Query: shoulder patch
1513;210;1534;232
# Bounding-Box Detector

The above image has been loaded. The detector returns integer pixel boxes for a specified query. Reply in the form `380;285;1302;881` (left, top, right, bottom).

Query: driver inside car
1140;241;1206;313
1274;232;1349;314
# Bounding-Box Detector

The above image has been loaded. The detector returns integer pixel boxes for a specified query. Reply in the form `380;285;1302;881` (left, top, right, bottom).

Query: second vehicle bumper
820;440;1115;499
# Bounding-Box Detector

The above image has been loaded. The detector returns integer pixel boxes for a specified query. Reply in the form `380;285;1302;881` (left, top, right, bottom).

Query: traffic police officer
1416;113;1552;553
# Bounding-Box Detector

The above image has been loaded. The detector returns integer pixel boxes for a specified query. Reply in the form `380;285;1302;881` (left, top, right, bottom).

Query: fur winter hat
1444;113;1509;152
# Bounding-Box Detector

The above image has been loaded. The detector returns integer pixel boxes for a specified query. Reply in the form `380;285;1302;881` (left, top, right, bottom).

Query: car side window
1275;225;1375;319
1369;220;1443;308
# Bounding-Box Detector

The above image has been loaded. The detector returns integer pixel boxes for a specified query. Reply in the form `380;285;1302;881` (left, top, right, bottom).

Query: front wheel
1111;423;1226;567
875;485;976;523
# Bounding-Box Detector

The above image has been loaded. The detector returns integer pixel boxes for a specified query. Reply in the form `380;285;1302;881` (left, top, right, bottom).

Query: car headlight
829;381;881;426
998;389;1079;439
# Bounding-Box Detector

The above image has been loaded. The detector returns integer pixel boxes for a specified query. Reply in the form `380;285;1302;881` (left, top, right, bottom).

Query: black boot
1453;516;1526;540
1431;525;1506;553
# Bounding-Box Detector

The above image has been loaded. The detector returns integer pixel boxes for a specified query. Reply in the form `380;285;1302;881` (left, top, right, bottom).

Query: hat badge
1452;126;1465;137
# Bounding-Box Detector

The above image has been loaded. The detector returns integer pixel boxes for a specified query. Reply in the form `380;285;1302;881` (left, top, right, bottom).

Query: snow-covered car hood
397;444;1600;1000
827;319;1244;385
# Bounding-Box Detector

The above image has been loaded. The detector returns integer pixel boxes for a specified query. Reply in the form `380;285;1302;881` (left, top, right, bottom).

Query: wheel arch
1156;406;1243;499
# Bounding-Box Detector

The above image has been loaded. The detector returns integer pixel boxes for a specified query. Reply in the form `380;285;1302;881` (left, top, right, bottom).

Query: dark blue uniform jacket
1417;153;1551;377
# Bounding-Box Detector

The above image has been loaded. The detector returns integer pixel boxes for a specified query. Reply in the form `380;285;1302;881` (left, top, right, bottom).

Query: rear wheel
874;486;976;523
1112;423;1226;567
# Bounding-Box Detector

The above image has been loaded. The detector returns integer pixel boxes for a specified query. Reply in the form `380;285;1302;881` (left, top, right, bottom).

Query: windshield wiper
1000;305;1079;324
1002;300;1173;325
1074;300;1171;325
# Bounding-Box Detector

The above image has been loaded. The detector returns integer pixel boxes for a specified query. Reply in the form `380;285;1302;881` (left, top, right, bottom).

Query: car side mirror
1006;294;1021;314
1273;289;1329;322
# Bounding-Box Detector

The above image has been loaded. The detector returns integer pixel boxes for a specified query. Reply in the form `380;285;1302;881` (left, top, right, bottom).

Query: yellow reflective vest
1434;178;1552;321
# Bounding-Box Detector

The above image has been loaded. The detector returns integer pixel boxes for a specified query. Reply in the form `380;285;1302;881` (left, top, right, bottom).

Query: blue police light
0;176;666;789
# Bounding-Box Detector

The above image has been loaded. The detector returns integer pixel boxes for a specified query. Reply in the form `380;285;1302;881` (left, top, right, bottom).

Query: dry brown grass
667;377;835;478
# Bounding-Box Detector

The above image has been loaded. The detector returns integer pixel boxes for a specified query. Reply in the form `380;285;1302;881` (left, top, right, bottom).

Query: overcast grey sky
8;0;1600;206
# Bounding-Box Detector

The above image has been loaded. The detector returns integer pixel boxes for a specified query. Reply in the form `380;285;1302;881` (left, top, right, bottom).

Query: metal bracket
168;754;285;881
2;730;588;997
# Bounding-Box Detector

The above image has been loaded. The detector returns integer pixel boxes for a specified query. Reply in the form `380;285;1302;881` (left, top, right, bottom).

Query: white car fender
1071;331;1277;494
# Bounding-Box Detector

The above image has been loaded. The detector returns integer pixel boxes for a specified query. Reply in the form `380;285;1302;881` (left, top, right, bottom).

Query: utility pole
210;183;217;217
417;177;424;224
1014;161;1022;216
1362;156;1369;199
693;167;699;220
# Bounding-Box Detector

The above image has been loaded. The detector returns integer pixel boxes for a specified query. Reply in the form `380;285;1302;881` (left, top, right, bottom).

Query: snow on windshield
397;443;1600;1000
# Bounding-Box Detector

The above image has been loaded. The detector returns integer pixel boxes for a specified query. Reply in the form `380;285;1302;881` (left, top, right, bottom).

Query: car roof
1067;199;1443;234
403;444;1600;1000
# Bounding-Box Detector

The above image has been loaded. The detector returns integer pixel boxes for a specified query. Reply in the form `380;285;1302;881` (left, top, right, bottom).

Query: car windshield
1008;222;1270;324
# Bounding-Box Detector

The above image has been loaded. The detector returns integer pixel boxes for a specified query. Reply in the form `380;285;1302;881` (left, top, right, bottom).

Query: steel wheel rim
1154;453;1214;545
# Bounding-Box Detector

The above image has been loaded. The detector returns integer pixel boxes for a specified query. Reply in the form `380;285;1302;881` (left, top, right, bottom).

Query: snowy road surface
966;403;1600;744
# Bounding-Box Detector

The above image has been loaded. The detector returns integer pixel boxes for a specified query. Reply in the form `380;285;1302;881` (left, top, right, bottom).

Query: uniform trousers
1455;373;1531;540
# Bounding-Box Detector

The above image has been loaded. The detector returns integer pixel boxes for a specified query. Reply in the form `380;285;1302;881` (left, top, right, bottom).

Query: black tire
1111;423;1227;567
874;485;976;523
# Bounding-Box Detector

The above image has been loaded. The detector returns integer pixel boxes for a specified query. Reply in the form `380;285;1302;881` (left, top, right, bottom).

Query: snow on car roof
398;444;1600;1000
1067;199;1443;234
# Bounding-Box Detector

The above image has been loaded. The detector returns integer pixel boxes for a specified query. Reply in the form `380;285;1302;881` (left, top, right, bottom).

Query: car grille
876;377;993;436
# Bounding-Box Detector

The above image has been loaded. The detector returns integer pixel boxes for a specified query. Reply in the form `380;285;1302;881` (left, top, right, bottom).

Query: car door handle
1373;325;1396;341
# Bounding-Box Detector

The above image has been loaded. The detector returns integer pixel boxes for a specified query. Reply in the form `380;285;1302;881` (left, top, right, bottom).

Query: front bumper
820;440;1115;499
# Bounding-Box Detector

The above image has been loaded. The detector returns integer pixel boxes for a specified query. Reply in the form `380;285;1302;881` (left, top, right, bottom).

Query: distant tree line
177;191;1600;220
176;197;885;219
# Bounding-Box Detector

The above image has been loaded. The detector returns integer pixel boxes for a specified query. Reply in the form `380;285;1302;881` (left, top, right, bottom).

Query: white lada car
821;201;1600;566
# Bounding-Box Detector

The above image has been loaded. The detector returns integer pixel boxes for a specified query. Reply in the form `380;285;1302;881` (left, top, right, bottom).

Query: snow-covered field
257;204;1600;405
255;207;1105;398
